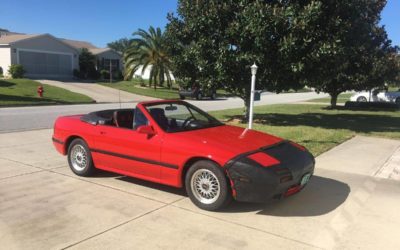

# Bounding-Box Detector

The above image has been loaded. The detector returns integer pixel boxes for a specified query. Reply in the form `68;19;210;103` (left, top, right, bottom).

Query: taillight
248;152;280;168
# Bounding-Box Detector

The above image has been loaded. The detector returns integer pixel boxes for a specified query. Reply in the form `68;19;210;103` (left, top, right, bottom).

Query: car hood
171;125;283;156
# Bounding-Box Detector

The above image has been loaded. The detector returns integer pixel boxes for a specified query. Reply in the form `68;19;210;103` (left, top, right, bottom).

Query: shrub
100;69;109;79
88;68;100;80
0;66;3;77
79;48;97;79
73;69;80;78
8;64;25;78
113;70;123;80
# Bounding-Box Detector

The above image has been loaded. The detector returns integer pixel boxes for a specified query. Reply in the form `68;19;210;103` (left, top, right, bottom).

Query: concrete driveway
39;80;155;103
1;130;400;249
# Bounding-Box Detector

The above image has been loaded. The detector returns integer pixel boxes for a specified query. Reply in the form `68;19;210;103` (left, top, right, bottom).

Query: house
61;39;122;73
0;33;79;78
0;32;122;78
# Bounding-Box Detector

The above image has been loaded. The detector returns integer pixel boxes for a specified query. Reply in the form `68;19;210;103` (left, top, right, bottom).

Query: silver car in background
350;88;400;105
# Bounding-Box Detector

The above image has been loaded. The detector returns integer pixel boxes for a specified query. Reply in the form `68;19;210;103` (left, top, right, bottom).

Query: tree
166;1;322;117
392;52;400;87
124;26;173;89
107;38;133;53
79;48;97;79
166;0;398;113
300;0;398;107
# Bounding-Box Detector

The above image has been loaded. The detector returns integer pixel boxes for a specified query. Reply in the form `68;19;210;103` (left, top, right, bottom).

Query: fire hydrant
37;85;44;98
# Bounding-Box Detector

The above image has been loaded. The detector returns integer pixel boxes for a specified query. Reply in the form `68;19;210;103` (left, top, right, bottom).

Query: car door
377;91;389;102
91;109;163;182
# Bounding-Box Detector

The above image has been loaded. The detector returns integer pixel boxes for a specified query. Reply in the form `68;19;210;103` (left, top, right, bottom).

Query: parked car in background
350;88;400;105
179;85;217;100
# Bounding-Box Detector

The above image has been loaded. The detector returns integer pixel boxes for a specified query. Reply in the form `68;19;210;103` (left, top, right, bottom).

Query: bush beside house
8;64;25;79
0;66;3;78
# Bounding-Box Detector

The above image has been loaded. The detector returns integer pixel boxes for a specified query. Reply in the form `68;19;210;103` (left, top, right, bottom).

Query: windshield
144;102;223;133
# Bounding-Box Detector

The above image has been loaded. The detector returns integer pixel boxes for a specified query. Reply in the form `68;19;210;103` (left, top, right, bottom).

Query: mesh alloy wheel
185;160;231;211
190;169;221;204
67;138;94;176
70;144;88;172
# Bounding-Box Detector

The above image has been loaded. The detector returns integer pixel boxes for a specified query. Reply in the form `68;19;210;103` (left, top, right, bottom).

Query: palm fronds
124;26;173;90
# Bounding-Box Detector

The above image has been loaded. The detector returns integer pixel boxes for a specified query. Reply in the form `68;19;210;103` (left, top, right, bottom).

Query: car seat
149;108;169;130
113;110;134;129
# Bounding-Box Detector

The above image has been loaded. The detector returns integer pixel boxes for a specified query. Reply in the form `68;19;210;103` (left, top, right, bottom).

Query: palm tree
124;26;173;89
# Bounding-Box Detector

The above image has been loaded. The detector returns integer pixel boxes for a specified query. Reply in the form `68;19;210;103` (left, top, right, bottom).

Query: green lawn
306;93;353;104
100;81;180;99
210;104;400;156
0;78;94;107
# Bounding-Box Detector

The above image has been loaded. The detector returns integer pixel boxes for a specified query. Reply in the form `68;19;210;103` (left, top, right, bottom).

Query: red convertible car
52;100;314;210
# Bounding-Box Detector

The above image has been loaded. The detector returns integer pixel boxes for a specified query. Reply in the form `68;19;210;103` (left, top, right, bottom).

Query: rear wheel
185;160;231;211
196;93;202;100
395;97;400;106
67;138;94;176
357;96;367;102
179;95;185;100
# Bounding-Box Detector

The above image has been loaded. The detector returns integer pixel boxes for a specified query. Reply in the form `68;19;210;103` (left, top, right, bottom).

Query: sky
0;0;398;48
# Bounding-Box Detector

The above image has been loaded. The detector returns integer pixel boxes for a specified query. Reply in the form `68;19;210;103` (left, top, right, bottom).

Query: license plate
300;173;311;186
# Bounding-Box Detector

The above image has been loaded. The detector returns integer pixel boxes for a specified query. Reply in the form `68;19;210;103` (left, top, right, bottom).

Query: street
0;91;327;133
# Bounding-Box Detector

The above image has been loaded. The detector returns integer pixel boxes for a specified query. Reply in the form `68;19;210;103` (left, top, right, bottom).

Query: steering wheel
182;116;196;128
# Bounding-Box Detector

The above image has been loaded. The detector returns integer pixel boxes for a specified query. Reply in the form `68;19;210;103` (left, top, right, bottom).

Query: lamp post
248;63;258;129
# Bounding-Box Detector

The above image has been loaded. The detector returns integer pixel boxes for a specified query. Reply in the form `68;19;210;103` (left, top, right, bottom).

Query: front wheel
185;160;232;211
67;138;95;176
357;96;367;102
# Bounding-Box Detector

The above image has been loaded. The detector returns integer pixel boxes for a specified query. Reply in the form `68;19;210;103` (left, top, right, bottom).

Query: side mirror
137;125;155;135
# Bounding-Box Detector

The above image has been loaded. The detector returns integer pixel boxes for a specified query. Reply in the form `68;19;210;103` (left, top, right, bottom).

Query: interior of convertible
80;102;222;133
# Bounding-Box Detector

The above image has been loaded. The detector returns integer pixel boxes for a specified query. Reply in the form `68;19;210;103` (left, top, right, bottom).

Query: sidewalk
39;80;155;103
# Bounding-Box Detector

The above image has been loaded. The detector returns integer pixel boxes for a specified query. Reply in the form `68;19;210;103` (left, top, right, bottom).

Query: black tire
179;95;185;100
395;97;400;106
185;160;232;211
357;96;367;102
211;92;217;100
67;138;95;177
196;93;202;100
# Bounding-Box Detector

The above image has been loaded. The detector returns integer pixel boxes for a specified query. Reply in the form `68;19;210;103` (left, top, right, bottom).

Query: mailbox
254;90;262;101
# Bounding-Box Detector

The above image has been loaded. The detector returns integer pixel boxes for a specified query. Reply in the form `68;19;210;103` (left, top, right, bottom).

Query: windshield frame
143;101;224;133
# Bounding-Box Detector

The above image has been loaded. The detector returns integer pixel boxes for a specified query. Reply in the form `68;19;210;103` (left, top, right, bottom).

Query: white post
248;63;258;129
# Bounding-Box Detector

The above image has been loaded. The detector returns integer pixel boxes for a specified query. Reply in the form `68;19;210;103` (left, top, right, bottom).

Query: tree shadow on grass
323;105;400;112
225;112;400;134
220;176;350;216
0;80;16;87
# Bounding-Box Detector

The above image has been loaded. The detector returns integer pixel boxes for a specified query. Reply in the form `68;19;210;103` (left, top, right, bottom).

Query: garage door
19;50;72;77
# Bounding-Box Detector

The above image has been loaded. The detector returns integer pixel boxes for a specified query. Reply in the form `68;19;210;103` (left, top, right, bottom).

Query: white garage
0;34;79;78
